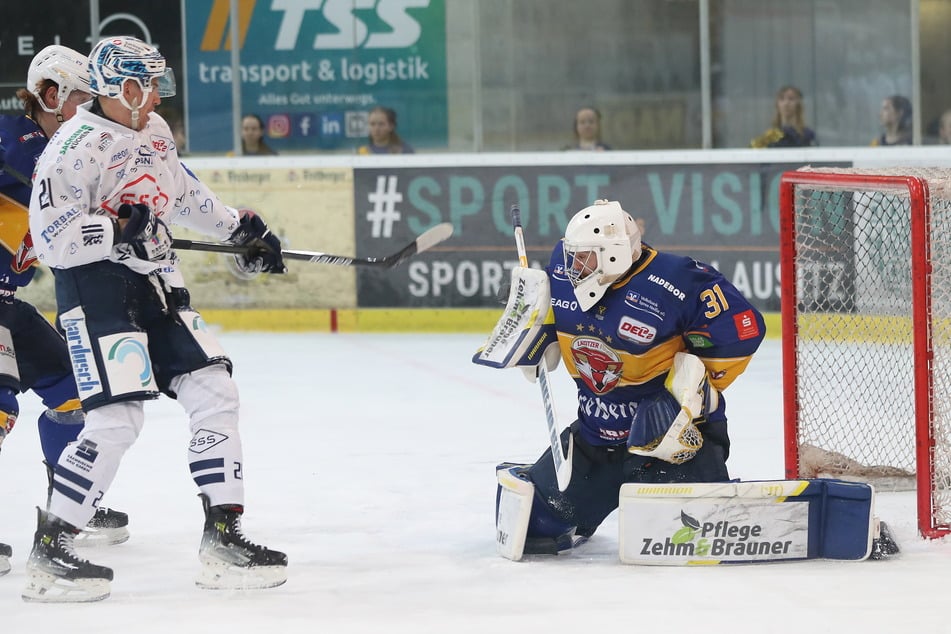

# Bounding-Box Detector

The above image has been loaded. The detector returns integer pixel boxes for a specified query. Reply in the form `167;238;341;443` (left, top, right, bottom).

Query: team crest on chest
571;336;622;395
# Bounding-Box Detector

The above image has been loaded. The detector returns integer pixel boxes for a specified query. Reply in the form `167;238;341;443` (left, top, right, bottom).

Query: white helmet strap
118;79;153;130
34;83;67;122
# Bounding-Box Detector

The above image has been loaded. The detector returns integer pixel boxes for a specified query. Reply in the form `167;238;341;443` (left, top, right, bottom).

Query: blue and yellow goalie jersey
548;242;765;447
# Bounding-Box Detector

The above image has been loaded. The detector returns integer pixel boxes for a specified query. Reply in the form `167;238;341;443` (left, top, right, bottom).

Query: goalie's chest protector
547;246;712;443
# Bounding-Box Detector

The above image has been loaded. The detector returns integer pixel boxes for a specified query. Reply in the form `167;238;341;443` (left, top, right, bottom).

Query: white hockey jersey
28;102;240;284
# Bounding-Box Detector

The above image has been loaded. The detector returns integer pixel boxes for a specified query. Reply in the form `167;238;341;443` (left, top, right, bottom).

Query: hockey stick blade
171;222;453;269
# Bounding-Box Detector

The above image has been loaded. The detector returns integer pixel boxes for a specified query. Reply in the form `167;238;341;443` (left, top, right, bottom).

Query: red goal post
779;167;951;539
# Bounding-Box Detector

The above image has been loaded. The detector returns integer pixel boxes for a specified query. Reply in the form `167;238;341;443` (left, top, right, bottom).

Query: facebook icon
292;114;314;138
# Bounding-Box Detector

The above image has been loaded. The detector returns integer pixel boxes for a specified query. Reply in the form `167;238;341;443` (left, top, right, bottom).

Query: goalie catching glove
473;266;561;381
229;208;287;275
627;352;719;464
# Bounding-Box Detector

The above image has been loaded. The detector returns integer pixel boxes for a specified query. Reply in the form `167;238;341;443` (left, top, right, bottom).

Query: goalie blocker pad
618;479;876;565
473;267;559;371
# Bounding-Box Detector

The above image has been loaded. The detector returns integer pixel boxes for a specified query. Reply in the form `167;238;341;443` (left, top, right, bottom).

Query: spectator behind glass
565;106;611;151
750;85;817;148
939;109;951;145
871;95;913;146
157;106;187;155
357;106;414;154
240;114;277;155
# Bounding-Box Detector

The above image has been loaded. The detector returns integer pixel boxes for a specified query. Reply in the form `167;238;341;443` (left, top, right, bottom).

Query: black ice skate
22;509;113;603
76;506;130;547
196;493;287;590
45;461;130;546
869;520;901;560
0;541;11;576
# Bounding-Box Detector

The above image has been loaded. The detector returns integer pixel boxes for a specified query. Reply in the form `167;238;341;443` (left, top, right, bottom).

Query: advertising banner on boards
352;162;848;312
182;0;448;153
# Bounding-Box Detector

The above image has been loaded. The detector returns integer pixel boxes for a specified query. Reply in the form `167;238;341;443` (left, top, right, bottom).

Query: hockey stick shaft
171;222;452;269
510;205;573;491
0;142;454;270
0;150;32;188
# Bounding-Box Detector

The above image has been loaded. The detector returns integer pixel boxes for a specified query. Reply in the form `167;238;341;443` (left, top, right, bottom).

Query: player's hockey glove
117;203;173;262
229;209;286;275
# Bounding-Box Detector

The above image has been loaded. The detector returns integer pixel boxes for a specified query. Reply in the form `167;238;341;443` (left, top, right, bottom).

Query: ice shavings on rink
1;334;949;633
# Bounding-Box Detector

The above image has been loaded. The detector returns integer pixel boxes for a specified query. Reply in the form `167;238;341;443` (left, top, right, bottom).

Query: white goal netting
783;167;951;537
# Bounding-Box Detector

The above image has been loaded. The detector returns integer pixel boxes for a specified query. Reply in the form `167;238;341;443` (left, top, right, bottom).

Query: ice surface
1;334;947;633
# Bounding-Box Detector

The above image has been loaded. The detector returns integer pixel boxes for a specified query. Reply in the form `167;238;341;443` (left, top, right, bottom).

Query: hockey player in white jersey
0;46;134;577
24;36;287;602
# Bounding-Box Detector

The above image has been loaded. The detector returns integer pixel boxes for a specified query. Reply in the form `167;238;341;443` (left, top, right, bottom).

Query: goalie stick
511;205;573;491
171;222;453;269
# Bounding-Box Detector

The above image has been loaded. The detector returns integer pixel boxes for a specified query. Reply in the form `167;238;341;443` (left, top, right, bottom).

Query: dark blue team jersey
548;241;765;447
0;113;46;289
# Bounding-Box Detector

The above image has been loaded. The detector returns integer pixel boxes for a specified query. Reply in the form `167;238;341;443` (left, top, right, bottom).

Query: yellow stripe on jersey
0;192;29;256
698;355;755;391
557;329;757;393
557;332;686;386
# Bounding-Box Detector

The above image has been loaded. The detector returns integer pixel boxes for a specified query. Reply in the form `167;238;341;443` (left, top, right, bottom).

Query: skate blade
196;559;287;590
0;556;10;577
75;526;130;547
21;571;110;603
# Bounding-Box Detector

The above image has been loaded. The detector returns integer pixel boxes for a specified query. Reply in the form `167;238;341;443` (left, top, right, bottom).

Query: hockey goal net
780;167;951;539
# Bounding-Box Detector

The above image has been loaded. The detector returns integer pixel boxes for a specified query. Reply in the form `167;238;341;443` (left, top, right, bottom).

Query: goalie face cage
780;168;951;540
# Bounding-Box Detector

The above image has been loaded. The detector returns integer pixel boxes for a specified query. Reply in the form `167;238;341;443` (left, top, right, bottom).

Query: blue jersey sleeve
0;114;48;288
0;114;47;205
678;257;765;391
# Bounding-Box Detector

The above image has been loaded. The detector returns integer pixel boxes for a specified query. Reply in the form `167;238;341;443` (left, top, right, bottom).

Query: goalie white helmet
27;45;92;119
563;199;642;311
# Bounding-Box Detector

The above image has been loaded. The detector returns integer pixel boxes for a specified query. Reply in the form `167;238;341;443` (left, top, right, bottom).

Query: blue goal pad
618;479;876;564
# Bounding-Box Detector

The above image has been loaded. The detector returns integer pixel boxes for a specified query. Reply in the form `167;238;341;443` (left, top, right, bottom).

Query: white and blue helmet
89;36;176;101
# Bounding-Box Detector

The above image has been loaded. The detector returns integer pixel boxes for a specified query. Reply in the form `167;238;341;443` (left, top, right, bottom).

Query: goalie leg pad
495;464;535;561
618;479;877;565
495;463;579;560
